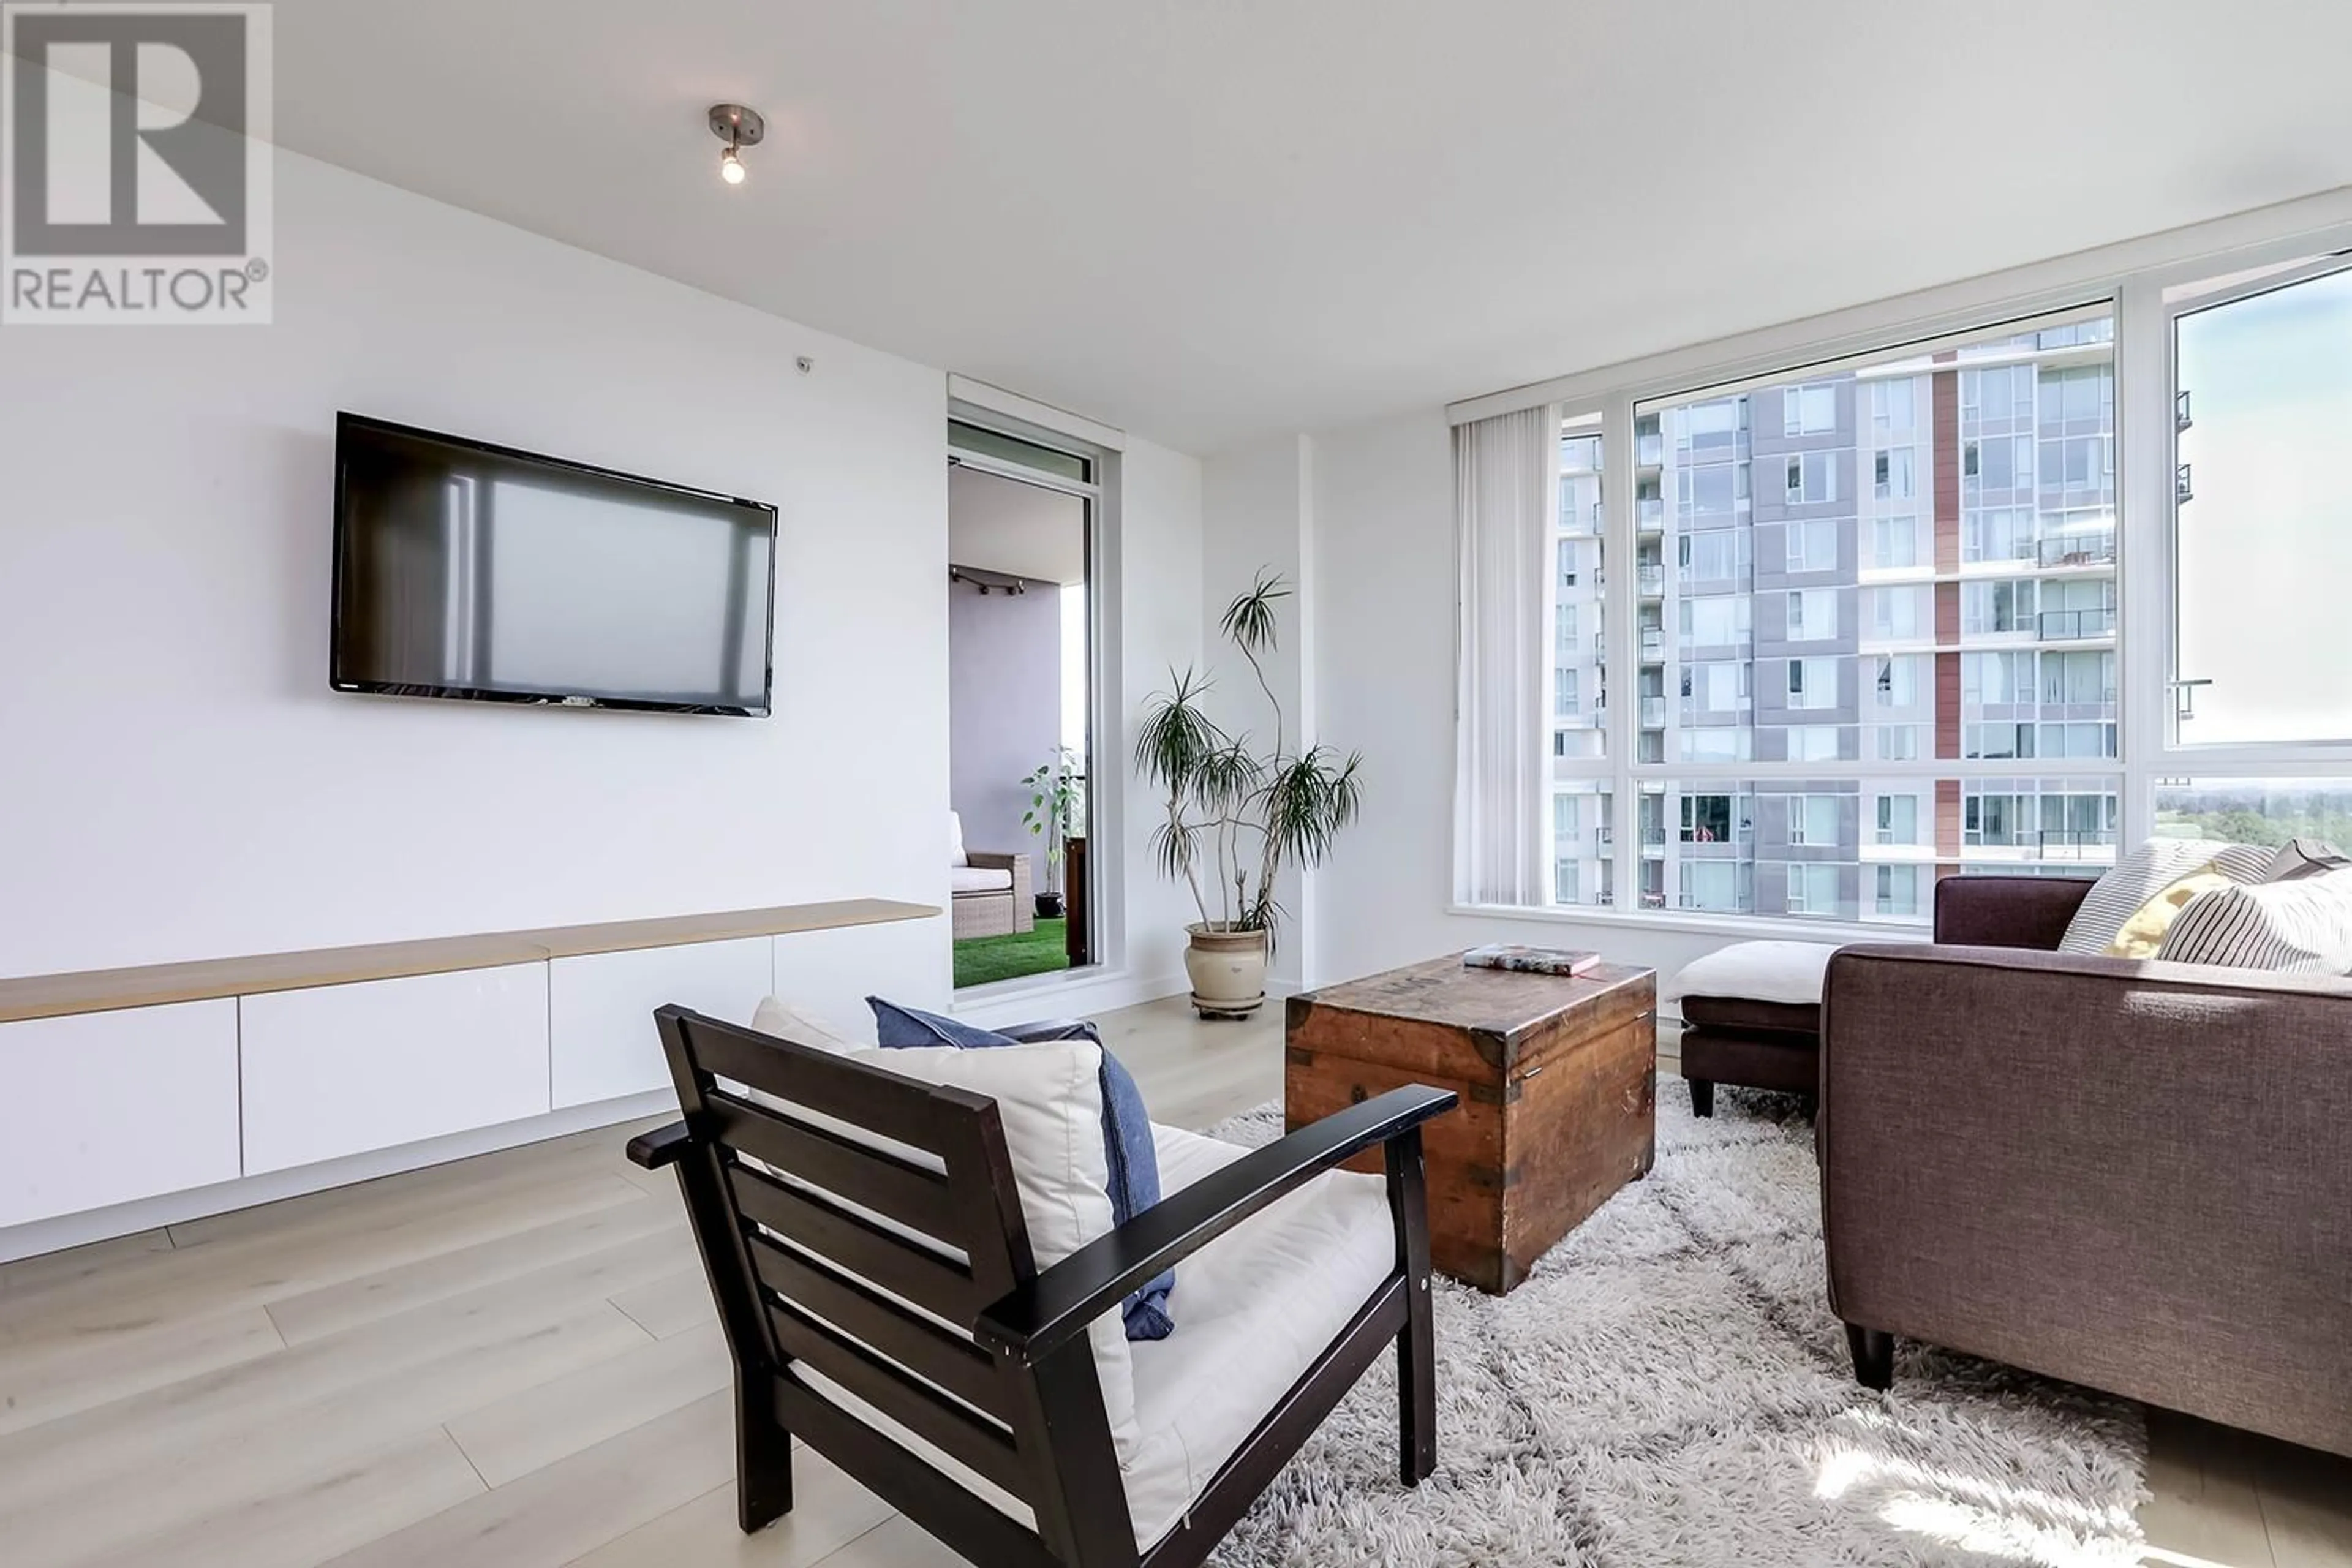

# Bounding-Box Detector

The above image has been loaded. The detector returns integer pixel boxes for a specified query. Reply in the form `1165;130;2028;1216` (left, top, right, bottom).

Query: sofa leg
1688;1078;1715;1118
1845;1324;1894;1392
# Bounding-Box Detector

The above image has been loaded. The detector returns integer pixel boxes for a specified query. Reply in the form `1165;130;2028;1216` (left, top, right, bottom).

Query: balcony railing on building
1636;433;1664;467
1591;628;1665;660
1964;829;2118;860
1678;891;1755;913
1636;497;1665;531
2038;529;2116;568
2035;829;2119;862
1636;562;1665;595
1638;696;1666;729
2037;607;2116;641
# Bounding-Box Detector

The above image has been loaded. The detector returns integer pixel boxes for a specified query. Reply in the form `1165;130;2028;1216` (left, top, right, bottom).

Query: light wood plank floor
0;998;2342;1567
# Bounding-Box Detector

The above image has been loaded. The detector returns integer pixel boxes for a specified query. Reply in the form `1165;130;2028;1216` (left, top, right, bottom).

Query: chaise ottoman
1664;940;1838;1116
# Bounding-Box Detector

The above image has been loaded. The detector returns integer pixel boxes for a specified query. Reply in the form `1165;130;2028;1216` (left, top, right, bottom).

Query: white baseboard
951;967;1191;1029
0;1091;676;1266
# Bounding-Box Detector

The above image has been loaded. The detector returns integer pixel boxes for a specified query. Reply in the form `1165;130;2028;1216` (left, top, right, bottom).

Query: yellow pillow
2105;864;2232;958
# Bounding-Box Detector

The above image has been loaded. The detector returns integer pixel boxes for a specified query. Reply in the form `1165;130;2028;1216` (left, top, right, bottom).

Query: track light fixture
950;565;1030;596
707;104;764;186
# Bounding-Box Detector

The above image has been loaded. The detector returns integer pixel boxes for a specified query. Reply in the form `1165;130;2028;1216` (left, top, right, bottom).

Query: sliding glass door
946;420;1101;989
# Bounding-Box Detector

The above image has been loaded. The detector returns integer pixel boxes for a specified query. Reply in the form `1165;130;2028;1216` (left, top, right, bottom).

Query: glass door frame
946;410;1107;988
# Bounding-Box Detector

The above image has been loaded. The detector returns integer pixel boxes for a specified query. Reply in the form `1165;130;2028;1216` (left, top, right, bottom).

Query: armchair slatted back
642;1005;1448;1568
652;1005;1125;1568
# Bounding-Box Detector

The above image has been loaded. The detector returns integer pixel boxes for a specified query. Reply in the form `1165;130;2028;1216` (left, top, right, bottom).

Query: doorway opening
947;419;1098;989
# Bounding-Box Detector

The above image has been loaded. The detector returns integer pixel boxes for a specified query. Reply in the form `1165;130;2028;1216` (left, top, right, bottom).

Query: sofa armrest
973;1085;1458;1365
965;850;1027;873
1819;943;2352;1454
1931;875;2092;949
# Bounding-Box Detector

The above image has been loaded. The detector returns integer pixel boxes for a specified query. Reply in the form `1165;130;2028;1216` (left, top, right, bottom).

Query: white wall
1199;434;1316;989
0;149;1204;1018
948;582;1063;861
1106;440;1207;997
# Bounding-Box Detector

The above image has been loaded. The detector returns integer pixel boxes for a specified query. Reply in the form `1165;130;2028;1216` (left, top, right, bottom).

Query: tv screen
331;414;776;717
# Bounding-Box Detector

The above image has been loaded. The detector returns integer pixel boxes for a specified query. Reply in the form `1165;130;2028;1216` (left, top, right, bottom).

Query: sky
2175;268;2352;745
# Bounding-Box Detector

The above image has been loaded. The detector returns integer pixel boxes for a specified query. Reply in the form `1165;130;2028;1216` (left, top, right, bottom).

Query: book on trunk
1461;944;1601;977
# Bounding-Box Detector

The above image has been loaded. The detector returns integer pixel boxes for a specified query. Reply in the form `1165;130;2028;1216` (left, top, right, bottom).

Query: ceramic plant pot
1184;924;1268;1018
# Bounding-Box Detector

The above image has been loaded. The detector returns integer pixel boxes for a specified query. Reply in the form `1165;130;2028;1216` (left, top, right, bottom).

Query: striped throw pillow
2155;868;2352;974
2263;837;2352;882
2057;839;2275;956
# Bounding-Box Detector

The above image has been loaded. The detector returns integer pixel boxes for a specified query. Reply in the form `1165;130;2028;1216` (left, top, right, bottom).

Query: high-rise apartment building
1549;319;2121;922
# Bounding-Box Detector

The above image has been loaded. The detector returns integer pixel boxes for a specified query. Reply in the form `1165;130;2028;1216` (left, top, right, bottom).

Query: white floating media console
0;899;937;1259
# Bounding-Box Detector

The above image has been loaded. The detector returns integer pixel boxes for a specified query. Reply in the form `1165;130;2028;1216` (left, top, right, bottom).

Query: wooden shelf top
0;898;941;1025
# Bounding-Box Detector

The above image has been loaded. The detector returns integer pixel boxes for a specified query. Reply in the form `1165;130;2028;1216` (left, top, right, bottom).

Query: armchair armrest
625;1120;692;1170
974;1085;1458;1365
1931;875;2093;949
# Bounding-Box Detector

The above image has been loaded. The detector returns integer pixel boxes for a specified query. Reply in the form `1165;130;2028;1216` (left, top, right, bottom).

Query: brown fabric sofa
1821;875;2352;1460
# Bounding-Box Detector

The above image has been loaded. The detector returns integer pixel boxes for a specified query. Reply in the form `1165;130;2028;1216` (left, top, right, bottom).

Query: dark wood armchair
628;1003;1457;1568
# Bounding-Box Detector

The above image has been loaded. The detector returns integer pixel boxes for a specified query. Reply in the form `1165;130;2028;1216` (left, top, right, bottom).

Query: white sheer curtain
1453;404;1559;906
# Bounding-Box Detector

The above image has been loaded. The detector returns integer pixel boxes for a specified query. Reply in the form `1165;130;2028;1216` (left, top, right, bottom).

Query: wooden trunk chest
1286;957;1657;1294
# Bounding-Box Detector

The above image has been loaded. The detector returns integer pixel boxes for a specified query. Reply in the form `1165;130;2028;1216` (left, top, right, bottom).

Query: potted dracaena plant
1134;571;1362;1017
1018;747;1084;919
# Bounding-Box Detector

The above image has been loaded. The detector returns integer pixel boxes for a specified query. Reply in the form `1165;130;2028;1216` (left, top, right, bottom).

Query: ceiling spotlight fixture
707;103;764;187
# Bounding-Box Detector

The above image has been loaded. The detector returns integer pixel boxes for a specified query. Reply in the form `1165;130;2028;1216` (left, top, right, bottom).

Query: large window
1559;306;2118;926
1871;516;1922;568
1784;383;1839;436
1784;450;1839;505
2173;264;2352;745
1471;225;2352;935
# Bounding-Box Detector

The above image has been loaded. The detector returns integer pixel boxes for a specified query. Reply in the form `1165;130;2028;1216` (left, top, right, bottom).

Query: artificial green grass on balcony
954;918;1069;989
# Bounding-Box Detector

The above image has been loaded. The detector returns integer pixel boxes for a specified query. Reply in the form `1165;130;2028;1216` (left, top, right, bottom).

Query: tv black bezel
330;412;779;718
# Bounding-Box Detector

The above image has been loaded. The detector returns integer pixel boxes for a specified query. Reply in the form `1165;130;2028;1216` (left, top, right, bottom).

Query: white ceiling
949;466;1087;586
265;0;2352;454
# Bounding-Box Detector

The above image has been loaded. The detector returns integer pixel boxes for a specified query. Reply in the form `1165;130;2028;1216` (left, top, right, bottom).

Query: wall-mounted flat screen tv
331;413;776;717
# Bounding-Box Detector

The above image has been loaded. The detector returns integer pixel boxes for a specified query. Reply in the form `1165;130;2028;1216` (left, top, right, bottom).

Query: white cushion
1663;940;1840;1006
950;864;1014;895
748;995;864;1054
849;1042;1141;1473
1121;1123;1396;1551
2155;867;2352;974
2057;838;2274;954
949;810;969;869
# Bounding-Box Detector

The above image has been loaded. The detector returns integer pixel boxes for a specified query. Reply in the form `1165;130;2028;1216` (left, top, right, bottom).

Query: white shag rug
1199;1090;2149;1568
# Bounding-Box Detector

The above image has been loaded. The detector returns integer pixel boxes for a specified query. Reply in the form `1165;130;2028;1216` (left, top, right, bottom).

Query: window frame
1453;198;2352;942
